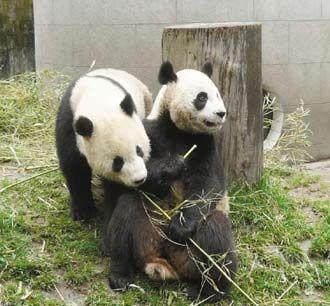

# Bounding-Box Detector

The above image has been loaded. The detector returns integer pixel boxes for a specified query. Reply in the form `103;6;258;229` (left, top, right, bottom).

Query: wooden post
0;0;35;78
162;23;263;185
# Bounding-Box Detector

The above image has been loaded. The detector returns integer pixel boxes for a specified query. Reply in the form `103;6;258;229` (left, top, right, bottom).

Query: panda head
73;89;150;187
154;61;226;134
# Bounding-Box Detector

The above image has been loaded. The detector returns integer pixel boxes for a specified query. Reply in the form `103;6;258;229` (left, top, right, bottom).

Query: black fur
120;94;136;116
201;62;213;78
193;92;208;111
158;61;177;84
112;156;124;172
105;110;237;302
74;116;93;137
136;145;144;158
88;75;129;95
55;78;96;220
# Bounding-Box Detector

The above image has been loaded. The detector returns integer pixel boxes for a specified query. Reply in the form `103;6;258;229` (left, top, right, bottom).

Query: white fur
70;68;151;187
148;69;226;134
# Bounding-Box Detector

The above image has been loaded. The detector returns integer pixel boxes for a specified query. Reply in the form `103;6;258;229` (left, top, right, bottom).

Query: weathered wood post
162;23;263;185
0;0;35;78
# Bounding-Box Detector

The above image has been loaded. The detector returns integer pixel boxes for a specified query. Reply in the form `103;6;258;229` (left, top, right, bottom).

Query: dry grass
264;99;312;168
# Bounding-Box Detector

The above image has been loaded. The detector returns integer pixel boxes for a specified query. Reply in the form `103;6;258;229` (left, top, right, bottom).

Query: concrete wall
33;0;330;160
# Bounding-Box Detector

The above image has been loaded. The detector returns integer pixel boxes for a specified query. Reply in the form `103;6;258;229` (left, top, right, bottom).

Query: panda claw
109;273;132;291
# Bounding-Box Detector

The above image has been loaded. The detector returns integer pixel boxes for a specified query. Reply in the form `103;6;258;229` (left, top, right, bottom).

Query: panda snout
216;111;226;119
133;177;146;186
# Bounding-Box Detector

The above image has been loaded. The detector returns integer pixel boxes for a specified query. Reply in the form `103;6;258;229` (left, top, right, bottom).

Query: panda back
87;68;149;118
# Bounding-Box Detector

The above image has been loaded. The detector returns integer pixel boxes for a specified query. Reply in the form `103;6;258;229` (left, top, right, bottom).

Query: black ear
74;116;93;137
158;61;177;84
120;94;137;116
201;62;213;78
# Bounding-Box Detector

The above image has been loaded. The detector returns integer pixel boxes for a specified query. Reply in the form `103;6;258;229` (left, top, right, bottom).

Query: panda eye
194;92;208;110
136;145;144;158
198;92;208;101
112;156;124;172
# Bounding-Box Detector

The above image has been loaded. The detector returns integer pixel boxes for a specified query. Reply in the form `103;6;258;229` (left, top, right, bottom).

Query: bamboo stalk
0;167;59;193
183;144;197;159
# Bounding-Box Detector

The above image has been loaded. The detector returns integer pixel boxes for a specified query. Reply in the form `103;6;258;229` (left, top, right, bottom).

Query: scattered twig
24;164;58;171
21;289;33;300
9;146;21;166
41;240;46;253
54;285;65;301
0;167;59;193
273;280;298;305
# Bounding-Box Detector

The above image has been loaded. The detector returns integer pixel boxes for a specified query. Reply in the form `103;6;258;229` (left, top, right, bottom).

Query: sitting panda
105;62;237;303
55;68;151;221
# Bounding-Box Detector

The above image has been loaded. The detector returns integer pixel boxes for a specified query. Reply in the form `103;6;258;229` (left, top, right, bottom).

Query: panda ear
120;94;137;116
201;62;213;78
74;116;93;137
158;61;177;84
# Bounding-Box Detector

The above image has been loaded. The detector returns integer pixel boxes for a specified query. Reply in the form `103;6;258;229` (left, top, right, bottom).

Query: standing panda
105;62;237;303
55;68;151;221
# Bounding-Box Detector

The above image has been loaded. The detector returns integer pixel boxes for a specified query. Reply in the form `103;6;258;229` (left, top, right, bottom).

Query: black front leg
60;154;96;221
106;192;138;290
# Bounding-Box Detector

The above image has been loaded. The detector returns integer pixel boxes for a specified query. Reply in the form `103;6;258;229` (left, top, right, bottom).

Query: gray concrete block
177;0;253;22
263;64;290;109
321;63;330;103
307;102;330;157
287;63;321;106
34;25;44;68
177;0;221;23
322;0;330;19
72;26;94;67
53;0;73;25
255;0;322;20
310;142;330;160
263;63;321;108
87;25;138;68
36;25;73;66
134;25;163;68
36;63;90;77
70;0;176;25
289;21;330;63
262;22;289;65
33;0;53;25
126;67;160;95
220;0;254;21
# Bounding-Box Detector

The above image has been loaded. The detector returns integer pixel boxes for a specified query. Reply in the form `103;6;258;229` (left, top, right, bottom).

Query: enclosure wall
33;0;330;160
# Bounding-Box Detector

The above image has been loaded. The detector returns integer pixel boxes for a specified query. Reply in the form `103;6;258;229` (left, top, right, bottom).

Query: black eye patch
193;92;208;110
112;156;124;172
136;145;144;158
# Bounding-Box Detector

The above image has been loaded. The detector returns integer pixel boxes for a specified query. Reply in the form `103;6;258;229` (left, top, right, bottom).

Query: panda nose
216;111;226;118
134;177;146;186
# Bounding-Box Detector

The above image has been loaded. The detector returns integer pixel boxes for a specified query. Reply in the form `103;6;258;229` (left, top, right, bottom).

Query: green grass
0;73;329;305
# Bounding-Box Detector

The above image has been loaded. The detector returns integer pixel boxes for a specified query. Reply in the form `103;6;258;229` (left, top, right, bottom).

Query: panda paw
109;272;132;291
163;156;186;180
167;213;197;243
71;202;97;221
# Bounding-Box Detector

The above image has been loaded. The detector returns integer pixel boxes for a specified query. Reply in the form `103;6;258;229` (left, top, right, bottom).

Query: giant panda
105;62;237;303
55;68;151;221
